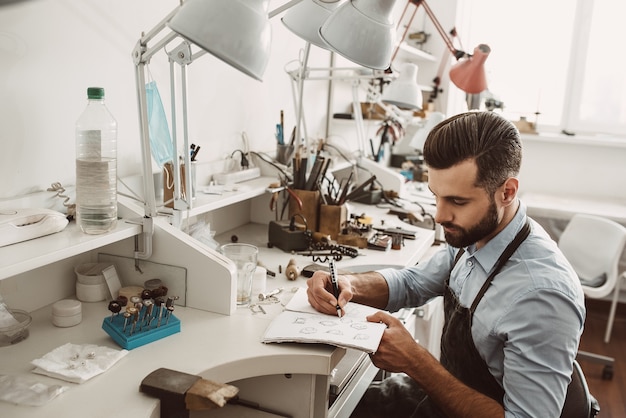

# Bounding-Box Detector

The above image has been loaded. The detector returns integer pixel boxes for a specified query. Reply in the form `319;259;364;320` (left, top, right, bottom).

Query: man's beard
441;200;499;248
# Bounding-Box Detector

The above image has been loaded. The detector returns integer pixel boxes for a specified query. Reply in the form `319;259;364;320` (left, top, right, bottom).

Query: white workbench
0;203;436;418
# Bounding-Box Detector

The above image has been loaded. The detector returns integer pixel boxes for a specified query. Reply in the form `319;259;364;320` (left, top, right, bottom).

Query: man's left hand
367;311;424;373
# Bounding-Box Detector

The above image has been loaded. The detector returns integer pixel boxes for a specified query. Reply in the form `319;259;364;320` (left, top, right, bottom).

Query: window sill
520;132;626;149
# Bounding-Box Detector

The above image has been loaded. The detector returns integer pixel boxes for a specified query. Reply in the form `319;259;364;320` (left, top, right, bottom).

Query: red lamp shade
449;44;491;94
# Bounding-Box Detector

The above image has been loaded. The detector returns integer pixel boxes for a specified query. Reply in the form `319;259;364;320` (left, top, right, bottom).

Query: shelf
187;175;276;217
0;220;142;281
397;42;437;62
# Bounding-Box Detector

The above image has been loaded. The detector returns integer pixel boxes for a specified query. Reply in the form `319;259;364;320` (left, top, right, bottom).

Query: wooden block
185;379;239;411
318;204;347;239
288;189;320;232
140;368;240;415
336;233;368;249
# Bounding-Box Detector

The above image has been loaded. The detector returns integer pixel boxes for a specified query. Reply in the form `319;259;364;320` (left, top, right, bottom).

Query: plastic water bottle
75;87;118;234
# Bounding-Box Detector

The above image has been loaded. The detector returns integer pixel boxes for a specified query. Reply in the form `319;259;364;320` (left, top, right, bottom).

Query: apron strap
470;219;531;313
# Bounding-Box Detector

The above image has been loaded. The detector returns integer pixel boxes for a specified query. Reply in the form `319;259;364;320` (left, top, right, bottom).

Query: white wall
1;0;624;206
0;0;335;201
519;134;626;200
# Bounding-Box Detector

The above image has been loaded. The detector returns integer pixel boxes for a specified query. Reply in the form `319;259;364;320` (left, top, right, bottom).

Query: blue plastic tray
102;310;180;350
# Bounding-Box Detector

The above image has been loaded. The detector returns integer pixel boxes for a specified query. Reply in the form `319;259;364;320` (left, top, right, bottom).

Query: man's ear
500;177;519;205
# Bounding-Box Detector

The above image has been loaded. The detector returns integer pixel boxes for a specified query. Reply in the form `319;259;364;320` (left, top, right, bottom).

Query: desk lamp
319;0;399;70
282;0;408;155
283;0;411;192
381;62;423;110
133;0;307;257
393;0;490;96
281;0;344;156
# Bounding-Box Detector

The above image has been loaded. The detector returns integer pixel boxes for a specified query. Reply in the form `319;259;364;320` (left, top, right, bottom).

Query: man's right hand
306;270;353;316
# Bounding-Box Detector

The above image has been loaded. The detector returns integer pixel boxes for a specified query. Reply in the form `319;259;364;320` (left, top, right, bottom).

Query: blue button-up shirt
378;202;586;417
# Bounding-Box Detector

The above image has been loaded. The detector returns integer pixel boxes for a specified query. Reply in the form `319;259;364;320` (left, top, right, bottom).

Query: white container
76;282;108;302
52;299;82;328
75;86;118;235
75;263;110;302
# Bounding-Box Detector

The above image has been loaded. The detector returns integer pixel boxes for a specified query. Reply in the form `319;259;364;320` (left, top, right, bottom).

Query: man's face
428;159;503;249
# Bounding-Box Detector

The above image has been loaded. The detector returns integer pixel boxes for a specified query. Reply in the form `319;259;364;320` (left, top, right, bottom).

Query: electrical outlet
213;167;261;185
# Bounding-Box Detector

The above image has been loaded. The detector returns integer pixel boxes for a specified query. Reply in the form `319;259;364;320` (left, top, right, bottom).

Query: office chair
560;360;600;418
558;213;626;380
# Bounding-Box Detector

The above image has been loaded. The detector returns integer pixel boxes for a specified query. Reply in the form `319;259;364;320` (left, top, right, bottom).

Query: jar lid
144;278;163;290
52;299;82;317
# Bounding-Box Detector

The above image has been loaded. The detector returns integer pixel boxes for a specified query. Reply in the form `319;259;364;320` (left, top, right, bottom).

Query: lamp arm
392;0;466;63
294;42;311;155
268;0;305;19
131;5;181;253
133;61;156;259
286;66;391;82
133;6;181;66
417;0;465;59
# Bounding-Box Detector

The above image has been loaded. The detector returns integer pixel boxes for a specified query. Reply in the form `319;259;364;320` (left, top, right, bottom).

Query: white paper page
285;287;382;319
263;288;386;353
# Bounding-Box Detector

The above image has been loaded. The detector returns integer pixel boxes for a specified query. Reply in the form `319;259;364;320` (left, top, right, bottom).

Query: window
456;0;625;137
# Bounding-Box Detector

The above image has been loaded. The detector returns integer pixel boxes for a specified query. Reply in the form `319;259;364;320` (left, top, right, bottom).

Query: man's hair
422;111;522;195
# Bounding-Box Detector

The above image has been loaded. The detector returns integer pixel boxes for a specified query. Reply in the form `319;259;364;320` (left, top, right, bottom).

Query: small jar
52;299;82;327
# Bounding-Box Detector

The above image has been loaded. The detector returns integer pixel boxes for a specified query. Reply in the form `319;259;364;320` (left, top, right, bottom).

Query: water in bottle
75;87;118;234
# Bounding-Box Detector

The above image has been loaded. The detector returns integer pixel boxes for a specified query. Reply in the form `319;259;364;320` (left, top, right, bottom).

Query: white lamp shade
168;0;272;81
319;0;398;70
382;63;422;110
282;0;344;49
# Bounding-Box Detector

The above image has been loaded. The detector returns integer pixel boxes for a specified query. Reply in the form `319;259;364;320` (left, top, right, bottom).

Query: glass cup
220;243;258;306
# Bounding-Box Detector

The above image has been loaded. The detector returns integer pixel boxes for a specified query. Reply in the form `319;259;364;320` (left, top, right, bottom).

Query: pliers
269;183;303;220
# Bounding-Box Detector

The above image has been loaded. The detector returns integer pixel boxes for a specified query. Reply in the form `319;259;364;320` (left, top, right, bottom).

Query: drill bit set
101;291;181;350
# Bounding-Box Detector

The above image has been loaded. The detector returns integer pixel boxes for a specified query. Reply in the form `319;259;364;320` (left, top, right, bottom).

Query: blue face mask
146;81;174;168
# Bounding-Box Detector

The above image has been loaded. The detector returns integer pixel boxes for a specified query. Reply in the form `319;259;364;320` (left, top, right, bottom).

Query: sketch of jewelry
300;326;317;334
293;317;306;324
350;322;367;330
326;329;343;335
340;317;353;324
319;320;337;327
354;334;369;340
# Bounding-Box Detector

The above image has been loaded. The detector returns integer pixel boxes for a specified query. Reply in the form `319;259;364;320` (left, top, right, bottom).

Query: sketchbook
261;287;386;353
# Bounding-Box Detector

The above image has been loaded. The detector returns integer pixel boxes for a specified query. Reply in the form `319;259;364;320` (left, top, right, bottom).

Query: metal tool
108;300;122;322
259;287;283;301
142;299;154;329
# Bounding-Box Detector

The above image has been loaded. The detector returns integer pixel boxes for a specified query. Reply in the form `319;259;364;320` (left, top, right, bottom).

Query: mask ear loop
146;64;155;84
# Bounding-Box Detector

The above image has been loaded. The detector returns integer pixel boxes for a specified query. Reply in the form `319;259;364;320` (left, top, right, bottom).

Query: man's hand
367;311;422;373
306;270;352;316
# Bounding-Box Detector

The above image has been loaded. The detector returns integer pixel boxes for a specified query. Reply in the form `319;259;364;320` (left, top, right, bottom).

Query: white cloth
31;343;128;384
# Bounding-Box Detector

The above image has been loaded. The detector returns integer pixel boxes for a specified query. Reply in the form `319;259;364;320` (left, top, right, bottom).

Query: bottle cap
87;87;105;99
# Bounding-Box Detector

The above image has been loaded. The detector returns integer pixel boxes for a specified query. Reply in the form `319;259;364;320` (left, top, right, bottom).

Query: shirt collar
465;200;528;274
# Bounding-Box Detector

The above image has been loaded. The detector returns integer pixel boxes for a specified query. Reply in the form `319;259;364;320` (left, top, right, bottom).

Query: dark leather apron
412;219;531;417
351;221;531;418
